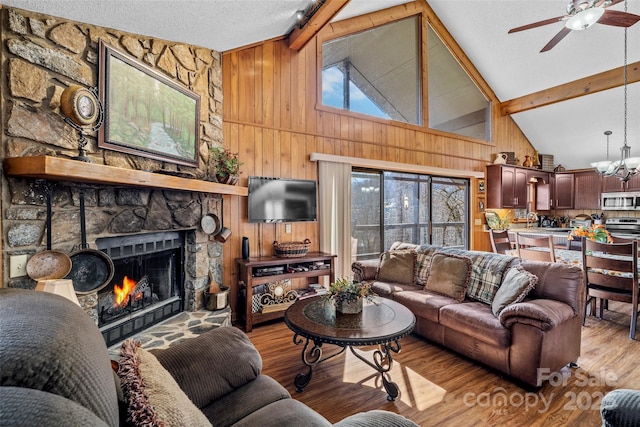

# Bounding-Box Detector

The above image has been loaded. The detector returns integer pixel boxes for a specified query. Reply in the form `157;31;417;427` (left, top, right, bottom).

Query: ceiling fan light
565;7;605;30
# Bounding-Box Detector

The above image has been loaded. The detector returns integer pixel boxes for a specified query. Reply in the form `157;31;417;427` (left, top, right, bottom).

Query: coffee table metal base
286;297;414;401
292;335;403;401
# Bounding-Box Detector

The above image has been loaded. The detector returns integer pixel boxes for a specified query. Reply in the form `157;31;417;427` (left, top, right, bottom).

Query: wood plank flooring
245;301;640;427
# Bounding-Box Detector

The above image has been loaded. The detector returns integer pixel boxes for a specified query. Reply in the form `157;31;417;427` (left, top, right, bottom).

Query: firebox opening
96;231;185;347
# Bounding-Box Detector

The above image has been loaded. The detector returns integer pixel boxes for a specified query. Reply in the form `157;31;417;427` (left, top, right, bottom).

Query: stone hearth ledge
107;307;231;357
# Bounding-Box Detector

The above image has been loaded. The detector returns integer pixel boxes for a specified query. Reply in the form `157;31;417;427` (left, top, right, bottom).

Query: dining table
505;247;582;267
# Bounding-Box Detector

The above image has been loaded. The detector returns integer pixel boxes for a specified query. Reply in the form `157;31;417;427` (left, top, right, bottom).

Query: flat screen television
248;176;317;223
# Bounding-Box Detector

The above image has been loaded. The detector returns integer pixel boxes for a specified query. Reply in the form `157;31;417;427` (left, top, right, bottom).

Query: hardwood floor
244;301;640;427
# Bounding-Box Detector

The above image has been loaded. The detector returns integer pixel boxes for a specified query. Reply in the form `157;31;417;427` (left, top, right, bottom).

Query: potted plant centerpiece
568;224;613;243
324;277;376;314
210;146;242;185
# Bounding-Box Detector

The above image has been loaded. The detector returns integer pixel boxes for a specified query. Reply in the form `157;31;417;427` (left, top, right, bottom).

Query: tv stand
236;252;336;332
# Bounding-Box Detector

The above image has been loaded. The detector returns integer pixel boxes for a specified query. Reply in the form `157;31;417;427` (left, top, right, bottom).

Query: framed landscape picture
98;40;200;167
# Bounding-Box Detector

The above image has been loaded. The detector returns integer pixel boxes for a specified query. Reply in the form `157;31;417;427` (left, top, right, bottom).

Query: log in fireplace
96;231;184;347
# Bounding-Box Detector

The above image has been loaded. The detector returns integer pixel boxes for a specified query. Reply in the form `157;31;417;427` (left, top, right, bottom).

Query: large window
352;170;469;260
321;16;421;125
427;25;491;140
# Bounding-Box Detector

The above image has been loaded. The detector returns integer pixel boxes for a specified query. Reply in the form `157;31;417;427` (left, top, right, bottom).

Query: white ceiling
1;0;639;170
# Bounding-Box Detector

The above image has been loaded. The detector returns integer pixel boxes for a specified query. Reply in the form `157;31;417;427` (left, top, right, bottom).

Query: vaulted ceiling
2;0;639;170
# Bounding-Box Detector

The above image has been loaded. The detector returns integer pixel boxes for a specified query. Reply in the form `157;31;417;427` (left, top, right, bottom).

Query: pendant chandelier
591;0;638;182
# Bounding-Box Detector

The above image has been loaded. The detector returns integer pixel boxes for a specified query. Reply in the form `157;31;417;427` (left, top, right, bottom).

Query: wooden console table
236;252;336;332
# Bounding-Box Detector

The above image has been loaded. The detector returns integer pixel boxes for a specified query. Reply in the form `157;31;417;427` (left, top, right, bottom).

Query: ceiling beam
288;0;350;51
500;60;640;116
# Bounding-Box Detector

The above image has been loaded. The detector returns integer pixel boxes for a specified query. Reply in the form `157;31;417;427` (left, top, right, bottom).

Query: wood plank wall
222;1;533;320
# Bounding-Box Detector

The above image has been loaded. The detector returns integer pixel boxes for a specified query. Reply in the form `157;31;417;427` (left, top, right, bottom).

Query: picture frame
98;40;200;167
478;199;485;212
478;179;485;193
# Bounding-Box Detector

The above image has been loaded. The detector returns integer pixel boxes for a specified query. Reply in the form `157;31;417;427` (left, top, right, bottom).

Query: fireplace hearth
96;231;185;346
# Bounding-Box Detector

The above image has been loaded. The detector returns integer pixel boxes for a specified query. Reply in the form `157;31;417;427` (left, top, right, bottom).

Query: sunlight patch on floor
341;347;446;410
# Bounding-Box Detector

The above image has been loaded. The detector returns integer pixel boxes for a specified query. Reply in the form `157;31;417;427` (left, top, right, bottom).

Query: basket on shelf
274;239;311;258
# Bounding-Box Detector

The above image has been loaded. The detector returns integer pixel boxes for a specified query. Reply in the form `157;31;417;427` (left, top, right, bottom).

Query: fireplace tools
65;191;114;294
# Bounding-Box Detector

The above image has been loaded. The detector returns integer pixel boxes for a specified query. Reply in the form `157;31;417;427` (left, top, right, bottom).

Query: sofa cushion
424;252;472;302
439;248;517;304
394;290;460;323
118;339;212;427
370;281;422;298
199;374;291;427
440;302;511;348
376;250;416;284
231;397;332;427
0;387;110;427
153;326;262;408
491;264;538;317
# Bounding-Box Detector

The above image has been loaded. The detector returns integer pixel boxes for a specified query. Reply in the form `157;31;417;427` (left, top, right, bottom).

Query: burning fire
113;276;137;306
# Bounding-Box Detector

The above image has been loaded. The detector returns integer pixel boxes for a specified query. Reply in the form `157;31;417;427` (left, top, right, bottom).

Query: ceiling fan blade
597;9;640;27
540;27;572;52
508;16;566;33
597;0;624;8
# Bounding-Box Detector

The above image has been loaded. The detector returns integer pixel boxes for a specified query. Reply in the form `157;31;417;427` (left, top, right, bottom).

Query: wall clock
60;85;100;126
59;85;103;162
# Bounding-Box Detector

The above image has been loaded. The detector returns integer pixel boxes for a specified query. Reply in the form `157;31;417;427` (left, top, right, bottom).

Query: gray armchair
601;389;640;427
0;288;417;426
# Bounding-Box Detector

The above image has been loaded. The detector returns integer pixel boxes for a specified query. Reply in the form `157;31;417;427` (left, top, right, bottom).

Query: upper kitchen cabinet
527;169;551;211
573;170;602;209
624;174;640;191
553;172;574;209
602;175;626;192
601;172;640;192
486;164;528;209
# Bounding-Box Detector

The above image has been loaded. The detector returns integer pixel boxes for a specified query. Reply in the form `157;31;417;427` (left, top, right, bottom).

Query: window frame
316;6;494;144
352;167;470;260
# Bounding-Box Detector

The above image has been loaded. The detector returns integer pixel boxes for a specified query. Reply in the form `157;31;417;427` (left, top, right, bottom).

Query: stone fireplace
1;7;240;340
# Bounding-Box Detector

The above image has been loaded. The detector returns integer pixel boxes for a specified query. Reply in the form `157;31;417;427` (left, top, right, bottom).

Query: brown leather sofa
0;288;418;427
352;242;585;388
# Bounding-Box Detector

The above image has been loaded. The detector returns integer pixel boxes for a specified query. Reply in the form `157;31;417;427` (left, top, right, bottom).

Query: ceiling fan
508;0;640;52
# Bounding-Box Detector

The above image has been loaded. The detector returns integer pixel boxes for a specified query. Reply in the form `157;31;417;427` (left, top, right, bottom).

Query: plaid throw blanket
439;248;517;304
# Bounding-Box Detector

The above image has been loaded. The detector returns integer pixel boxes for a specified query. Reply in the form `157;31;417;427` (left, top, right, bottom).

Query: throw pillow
491;264;538;317
118;339;212;427
376;250;416;284
424;252;472;302
414;245;439;285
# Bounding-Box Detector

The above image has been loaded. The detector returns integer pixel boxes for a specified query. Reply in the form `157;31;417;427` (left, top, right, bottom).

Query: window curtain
318;161;352;280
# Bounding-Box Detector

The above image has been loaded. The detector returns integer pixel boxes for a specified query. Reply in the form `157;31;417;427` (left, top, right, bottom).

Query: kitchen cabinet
527;170;551;211
553;173;574;209
624;174;640;191
602;175;625;192
486;165;527;209
573;171;602;209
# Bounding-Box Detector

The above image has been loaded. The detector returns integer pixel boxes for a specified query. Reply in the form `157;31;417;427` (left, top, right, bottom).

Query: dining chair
582;237;639;340
515;234;556;262
489;230;512;254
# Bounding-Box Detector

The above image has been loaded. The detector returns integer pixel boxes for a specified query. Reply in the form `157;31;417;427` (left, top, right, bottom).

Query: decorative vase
523;155;533;167
336;298;363;314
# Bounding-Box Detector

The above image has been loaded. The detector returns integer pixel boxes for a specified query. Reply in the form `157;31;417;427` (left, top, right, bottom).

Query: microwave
601;191;640;210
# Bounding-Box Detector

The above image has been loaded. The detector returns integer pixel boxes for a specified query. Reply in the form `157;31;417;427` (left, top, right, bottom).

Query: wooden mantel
3;156;248;196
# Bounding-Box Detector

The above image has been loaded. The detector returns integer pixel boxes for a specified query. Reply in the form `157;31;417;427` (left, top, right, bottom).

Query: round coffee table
284;296;415;401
